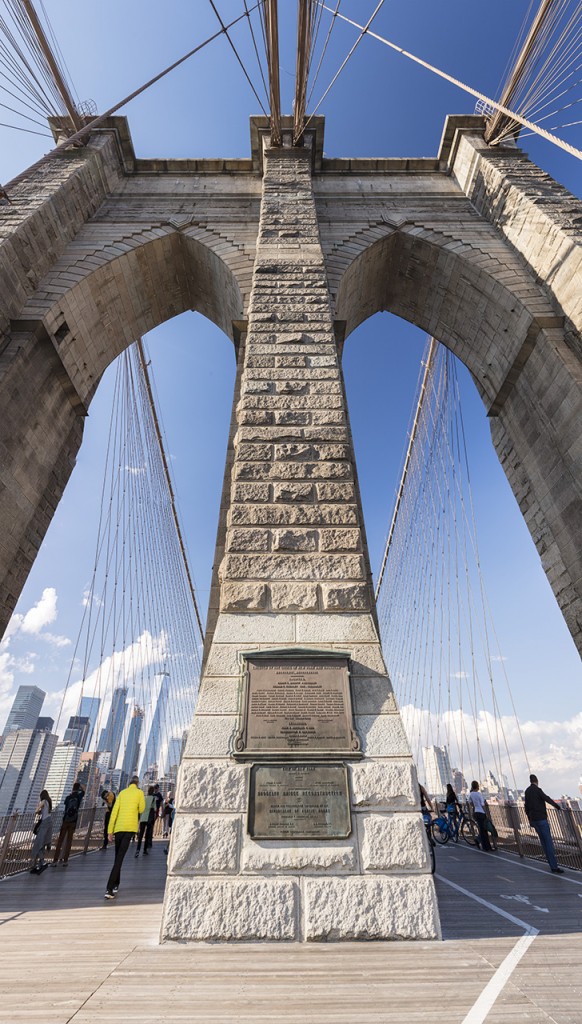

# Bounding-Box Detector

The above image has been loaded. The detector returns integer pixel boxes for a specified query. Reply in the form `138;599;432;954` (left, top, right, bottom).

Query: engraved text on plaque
248;763;351;839
234;652;361;757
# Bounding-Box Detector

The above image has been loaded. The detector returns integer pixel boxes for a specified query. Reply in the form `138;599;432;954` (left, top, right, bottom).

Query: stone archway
331;219;582;654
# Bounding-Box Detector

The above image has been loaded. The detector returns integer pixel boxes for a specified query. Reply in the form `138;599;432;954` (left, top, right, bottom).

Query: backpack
63;793;81;824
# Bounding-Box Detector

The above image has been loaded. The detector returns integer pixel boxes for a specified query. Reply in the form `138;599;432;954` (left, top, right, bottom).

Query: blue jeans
531;818;558;870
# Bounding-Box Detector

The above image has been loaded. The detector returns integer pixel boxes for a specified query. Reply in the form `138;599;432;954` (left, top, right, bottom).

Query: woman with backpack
30;790;53;874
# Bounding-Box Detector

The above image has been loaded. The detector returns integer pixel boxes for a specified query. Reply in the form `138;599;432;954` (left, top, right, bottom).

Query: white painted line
436;875;539;1024
453;841;582;886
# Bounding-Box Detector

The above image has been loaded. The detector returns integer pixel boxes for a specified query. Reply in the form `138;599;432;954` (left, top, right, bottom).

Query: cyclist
445;783;461;828
419;783;434;815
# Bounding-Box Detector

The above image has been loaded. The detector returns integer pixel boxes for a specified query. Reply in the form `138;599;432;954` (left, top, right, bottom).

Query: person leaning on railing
524;773;564;874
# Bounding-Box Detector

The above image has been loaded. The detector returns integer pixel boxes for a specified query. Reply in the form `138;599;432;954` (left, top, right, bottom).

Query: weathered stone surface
220;582;268;611
205;643;250;677
270;582;319;611
304;877;440;940
234;460;352;481
295;613;378;643
316;482;355;502
195;677;239;714
232;482;271;503
351;676;397;714
272;529;319;552
185;715;237;758
162;878;298;941
179;761;248;812
169;815;240;874
356;714;411;757
360;813;429;872
229;503;358;526
241;835;357;873
220;553;365;582
348;645;389;676
226;528;270;552
213;613;295;644
273;481;314;502
320;529;361;551
350;761;418;809
322;583;369;610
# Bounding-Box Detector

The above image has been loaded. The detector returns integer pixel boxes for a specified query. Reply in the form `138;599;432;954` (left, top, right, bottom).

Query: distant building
3;685;45;734
97;687;128;767
452;768;467;795
423;744;452;800
44;743;83;806
63;715;91;749
36;717;54;732
167;733;185;774
140;674;169;779
0;726;57;814
121;706;144;785
78;696;100;750
77;752;103;805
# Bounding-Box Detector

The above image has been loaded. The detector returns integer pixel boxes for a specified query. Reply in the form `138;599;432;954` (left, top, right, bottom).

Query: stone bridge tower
0;114;581;941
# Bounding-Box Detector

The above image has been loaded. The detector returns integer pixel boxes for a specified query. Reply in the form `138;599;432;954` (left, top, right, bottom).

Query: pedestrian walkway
1;839;581;1023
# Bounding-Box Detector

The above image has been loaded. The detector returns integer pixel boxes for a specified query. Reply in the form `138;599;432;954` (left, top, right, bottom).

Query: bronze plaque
234;652;361;758
248;762;351;839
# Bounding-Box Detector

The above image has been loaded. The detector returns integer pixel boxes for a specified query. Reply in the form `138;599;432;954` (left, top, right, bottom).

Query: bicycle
431;807;478;847
422;810;436;873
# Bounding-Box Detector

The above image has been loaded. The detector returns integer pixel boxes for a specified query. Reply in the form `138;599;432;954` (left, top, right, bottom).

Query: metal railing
487;802;582;872
0;805;107;878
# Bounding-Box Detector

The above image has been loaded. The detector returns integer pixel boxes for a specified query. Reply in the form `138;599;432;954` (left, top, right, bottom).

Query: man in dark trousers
104;775;145;899
524;773;564;873
52;782;84;866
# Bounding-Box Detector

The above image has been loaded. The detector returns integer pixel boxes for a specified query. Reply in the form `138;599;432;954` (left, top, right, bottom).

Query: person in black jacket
52;782;84;866
524;774;563;873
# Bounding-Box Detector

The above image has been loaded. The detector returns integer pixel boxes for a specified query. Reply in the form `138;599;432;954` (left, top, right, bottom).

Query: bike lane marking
436;874;538;1024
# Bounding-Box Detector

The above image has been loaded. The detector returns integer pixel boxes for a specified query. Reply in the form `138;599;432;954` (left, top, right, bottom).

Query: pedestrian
162;794;174;838
468;781;492;851
52;782;84;866
100;788;116;849
524;773;564;873
104;775;145;900
419;782;434;814
30;790;53;874
445;783;461;827
135;785;156;857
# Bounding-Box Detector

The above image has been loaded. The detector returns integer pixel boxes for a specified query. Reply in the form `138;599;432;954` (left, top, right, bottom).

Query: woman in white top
30;790;53;874
468;781;491;851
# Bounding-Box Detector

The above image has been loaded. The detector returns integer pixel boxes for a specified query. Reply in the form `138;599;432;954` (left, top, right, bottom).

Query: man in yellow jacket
104;775;145;900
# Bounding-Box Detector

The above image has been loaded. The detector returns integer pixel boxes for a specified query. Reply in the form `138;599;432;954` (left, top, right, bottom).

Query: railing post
563;806;582;858
0;812;19;877
507;803;525;857
83;806;97;854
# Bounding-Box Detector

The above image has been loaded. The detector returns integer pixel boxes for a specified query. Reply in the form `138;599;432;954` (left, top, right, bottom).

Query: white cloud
491;655;507;663
450;671;469;680
401;703;582;799
42;633;71;649
20;587;58;634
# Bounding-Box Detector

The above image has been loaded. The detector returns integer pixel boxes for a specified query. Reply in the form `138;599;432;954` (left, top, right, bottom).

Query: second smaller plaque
248;762;351;840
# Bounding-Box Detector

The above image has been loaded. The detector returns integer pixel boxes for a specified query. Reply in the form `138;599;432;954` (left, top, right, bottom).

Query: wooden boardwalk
1;839;581;1023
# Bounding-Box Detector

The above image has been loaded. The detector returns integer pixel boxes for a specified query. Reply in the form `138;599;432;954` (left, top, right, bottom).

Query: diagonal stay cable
3;2;262;192
207;0;268;116
318;1;582;162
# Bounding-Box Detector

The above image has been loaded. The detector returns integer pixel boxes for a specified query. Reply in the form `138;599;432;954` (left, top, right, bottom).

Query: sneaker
104;891;116;900
551;867;564;874
38;863;48;874
30;866;39;874
134;852;139;858
62;861;68;867
143;850;149;856
112;886;119;893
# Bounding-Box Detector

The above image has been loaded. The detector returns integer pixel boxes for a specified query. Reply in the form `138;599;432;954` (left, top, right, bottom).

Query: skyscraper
3;685;45;734
63;715;91;749
79;696;100;751
44;743;82;806
97;687;127;767
140;673;169;778
0;726;57;814
423;744;453;800
121;706;144;785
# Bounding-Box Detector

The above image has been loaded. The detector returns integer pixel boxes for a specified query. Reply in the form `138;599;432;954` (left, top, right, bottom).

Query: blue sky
0;1;580;795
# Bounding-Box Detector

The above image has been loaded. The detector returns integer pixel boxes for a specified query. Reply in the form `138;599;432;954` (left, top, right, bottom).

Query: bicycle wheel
431;820;450;845
461;818;478;846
